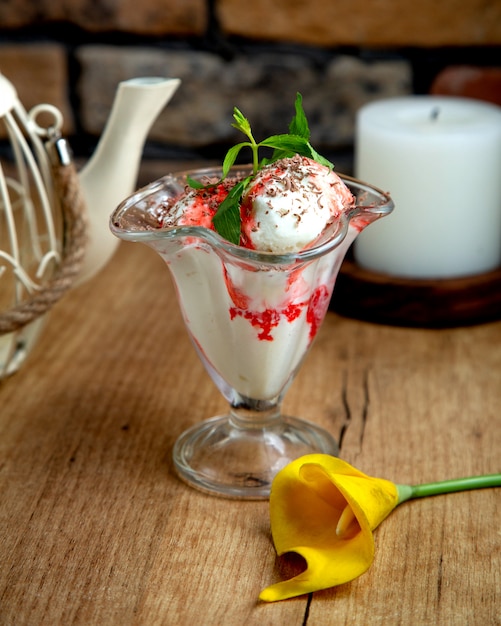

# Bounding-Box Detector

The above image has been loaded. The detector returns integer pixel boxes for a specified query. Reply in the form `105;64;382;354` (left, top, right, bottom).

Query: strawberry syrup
224;265;329;343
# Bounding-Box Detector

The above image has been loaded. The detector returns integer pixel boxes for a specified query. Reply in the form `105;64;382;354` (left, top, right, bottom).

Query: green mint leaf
231;107;253;140
307;144;334;169
222;142;251;178
289;93;310;140
264;93;311;164
259;134;309;166
260;134;334;169
260;133;311;153
186;174;208;189
212;177;250;245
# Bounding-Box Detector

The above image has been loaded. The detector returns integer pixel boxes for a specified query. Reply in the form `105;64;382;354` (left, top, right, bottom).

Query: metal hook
27;104;64;139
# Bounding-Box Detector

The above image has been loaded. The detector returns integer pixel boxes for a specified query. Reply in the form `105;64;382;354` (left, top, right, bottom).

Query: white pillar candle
354;96;501;279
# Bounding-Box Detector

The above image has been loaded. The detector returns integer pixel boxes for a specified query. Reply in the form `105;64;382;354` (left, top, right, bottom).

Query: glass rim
110;165;394;265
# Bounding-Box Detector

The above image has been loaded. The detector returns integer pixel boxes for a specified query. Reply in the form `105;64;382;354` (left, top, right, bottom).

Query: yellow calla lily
259;454;501;603
259;454;399;602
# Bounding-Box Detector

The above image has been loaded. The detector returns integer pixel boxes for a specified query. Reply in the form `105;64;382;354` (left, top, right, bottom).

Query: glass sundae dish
110;96;393;498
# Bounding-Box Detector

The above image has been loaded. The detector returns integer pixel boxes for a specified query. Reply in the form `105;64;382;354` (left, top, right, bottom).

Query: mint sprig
192;93;333;245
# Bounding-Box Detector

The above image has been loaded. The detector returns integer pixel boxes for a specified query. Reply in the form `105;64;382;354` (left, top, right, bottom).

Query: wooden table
1;177;500;624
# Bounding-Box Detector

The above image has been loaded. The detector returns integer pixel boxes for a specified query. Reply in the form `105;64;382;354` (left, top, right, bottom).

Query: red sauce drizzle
225;265;329;343
306;285;330;341
229;307;281;341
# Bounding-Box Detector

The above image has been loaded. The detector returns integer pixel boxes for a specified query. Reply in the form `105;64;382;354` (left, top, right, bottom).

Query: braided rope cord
0;159;87;334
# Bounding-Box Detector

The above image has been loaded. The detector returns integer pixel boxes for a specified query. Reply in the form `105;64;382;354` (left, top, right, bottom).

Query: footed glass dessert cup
110;166;393;499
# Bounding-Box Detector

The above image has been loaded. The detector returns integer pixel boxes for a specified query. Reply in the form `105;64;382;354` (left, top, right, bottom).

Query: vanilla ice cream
240;156;354;253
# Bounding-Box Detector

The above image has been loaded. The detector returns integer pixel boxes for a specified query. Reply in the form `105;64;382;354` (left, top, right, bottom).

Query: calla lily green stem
397;474;501;504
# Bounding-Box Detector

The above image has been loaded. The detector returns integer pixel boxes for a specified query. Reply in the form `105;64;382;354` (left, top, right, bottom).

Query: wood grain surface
1;216;500;624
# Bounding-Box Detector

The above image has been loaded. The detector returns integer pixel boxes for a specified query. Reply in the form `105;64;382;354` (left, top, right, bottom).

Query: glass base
172;414;339;499
0;317;46;379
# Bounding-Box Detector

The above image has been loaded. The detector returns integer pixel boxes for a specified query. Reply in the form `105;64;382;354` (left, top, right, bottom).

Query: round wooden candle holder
330;253;501;328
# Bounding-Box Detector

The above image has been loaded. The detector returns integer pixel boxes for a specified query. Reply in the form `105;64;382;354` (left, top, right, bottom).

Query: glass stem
229;400;281;429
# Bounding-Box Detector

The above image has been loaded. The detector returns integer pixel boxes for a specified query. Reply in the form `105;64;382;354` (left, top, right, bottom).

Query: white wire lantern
0;73;86;378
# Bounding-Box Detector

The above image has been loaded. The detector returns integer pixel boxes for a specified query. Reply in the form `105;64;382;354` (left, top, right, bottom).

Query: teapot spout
77;76;180;284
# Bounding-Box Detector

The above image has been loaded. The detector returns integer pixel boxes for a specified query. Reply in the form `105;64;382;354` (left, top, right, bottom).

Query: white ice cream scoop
240;155;354;253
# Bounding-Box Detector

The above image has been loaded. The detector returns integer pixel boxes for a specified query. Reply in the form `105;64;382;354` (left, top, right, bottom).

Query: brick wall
0;0;500;169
